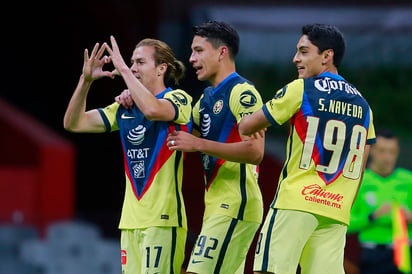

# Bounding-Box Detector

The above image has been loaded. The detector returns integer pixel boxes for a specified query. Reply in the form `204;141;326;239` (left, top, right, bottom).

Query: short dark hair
193;20;240;60
302;24;346;68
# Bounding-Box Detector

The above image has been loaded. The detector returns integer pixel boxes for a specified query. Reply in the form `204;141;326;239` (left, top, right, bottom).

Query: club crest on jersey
127;125;146;145
239;90;257;107
213;100;224;114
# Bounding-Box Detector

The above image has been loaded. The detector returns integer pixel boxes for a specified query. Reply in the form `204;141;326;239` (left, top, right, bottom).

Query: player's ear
218;46;228;60
321;49;334;65
157;63;167;76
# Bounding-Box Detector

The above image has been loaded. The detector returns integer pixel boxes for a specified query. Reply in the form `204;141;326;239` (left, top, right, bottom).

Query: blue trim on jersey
262;105;278;126
319;71;345;81
98;108;111;132
210;72;239;95
156;87;173;98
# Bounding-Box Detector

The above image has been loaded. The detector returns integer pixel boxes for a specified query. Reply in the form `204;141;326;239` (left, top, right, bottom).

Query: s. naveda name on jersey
315;77;364;119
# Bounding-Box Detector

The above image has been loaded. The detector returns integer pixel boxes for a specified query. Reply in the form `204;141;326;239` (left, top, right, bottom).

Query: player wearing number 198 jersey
263;72;375;224
239;24;376;274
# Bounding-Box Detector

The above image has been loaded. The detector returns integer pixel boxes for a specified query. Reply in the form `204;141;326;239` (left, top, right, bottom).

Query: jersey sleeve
366;108;376;145
262;79;304;126
229;82;263;123
163;89;193;125
98;102;120;132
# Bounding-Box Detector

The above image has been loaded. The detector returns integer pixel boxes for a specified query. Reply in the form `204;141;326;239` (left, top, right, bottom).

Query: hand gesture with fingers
82;43;113;82
105;35;128;77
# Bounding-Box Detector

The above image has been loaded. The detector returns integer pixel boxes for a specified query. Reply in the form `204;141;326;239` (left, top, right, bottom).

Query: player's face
130;46;159;92
293;35;325;79
370;136;400;176
189;35;220;84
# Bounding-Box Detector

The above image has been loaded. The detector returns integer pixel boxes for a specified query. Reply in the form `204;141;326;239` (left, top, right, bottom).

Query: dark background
2;0;412;239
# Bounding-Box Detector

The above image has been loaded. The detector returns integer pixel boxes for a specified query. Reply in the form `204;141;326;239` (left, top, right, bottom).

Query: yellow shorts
186;214;260;274
121;226;186;274
253;208;347;274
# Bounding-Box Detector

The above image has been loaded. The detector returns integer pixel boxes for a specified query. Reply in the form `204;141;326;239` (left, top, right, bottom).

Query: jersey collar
210;72;239;95
156;87;173;98
318;71;345;81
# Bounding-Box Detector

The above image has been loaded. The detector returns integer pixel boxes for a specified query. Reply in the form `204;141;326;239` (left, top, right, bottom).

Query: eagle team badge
213;100;224;114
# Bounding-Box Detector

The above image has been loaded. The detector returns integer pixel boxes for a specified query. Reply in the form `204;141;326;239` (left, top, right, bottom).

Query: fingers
90;43;100;58
110;35;118;48
167;131;178;147
84;48;89;62
96;42;107;59
168;130;179;138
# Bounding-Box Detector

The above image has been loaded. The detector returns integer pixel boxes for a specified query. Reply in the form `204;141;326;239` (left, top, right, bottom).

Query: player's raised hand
106;35;128;77
82;42;112;82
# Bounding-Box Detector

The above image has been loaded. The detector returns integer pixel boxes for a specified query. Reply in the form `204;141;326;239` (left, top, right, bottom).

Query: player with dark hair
239;23;376;274
167;20;265;273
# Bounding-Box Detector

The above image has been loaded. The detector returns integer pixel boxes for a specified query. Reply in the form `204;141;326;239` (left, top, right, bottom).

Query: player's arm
167;87;265;165
64;43;112;133
239;109;271;136
107;36;175;122
167;130;264;165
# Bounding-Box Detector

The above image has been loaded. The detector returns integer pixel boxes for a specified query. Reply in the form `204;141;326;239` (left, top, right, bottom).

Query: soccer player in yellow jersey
64;37;192;273
167;21;265;273
239;24;376;274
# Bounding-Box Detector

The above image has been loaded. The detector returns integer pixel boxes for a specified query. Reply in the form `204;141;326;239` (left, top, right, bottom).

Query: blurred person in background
64;37;192;273
348;128;412;274
239;23;376;274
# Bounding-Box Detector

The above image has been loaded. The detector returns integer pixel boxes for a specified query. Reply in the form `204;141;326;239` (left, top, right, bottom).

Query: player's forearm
63;75;105;133
117;67;173;121
239;110;271;136
197;138;264;165
63;75;92;130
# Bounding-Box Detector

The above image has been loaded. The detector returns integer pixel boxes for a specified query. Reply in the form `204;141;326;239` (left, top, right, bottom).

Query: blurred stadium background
1;0;412;273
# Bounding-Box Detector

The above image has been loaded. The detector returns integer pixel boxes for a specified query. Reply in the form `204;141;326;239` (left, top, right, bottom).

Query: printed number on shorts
193;235;218;259
300;116;367;179
145;246;162;268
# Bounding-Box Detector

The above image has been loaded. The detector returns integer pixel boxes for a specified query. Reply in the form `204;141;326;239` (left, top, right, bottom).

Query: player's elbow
245;142;264;165
63;118;86;133
239;119;254;136
250;150;264;165
63;118;75;132
63;122;80;132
